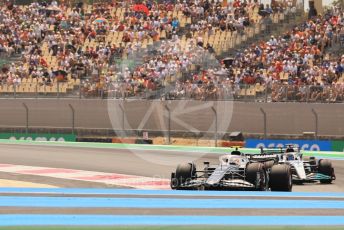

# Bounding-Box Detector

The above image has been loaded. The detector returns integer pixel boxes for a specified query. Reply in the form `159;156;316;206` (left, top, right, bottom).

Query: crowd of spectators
161;5;344;102
77;0;294;98
0;0;284;95
1;0;343;103
241;5;344;102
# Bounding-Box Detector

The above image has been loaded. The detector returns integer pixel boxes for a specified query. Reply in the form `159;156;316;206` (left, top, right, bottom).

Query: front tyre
270;164;292;192
318;159;334;184
174;163;196;189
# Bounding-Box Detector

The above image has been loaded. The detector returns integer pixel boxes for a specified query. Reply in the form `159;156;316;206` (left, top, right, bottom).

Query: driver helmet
286;146;295;153
286;154;294;161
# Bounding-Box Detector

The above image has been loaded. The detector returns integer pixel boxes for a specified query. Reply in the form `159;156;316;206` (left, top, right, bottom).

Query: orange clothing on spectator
40;58;48;67
233;0;241;7
20;31;29;41
275;61;283;73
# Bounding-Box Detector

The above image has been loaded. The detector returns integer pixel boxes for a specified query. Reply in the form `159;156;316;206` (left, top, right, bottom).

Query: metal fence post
22;103;28;134
68;104;75;134
260;107;267;138
119;101;125;135
165;105;171;145
57;81;60;99
79;83;82;99
311;108;318;139
35;84;38;99
306;85;310;102
211;106;218;147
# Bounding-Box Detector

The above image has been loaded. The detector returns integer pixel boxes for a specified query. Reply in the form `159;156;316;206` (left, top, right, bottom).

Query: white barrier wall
0;99;343;137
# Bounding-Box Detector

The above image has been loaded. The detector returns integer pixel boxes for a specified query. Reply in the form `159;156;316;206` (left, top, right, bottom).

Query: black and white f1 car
171;150;292;191
256;146;336;184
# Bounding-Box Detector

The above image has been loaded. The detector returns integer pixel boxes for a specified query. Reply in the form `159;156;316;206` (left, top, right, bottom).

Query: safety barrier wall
0;133;76;142
245;139;332;151
246;139;344;152
76;137;153;144
0;132;153;144
0;99;343;137
331;141;344;152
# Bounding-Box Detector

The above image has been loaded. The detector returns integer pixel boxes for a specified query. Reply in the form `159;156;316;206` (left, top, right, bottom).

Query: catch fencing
1;82;343;104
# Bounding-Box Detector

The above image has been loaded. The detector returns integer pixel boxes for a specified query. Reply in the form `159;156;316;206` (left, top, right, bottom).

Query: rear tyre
263;160;275;169
318;159;333;184
270;164;292;192
246;163;267;191
174;163;196;189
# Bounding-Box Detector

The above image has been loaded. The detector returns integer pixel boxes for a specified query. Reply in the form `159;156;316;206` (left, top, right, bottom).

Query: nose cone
206;165;232;185
293;161;307;180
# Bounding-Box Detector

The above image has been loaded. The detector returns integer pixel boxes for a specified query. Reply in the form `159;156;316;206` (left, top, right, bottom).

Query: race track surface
0;141;343;227
0;142;343;192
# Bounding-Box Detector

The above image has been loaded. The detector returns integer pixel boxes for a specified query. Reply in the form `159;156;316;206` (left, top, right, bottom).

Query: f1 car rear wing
259;145;300;154
249;154;280;162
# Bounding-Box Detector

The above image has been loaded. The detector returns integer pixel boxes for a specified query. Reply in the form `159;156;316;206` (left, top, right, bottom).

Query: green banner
0;133;76;142
331;141;344;152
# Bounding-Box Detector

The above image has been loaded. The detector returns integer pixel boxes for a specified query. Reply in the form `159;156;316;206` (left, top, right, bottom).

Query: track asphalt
0;140;343;192
0;140;343;227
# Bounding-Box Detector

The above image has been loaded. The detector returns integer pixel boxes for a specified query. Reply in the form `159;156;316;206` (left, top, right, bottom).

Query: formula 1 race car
256;146;336;184
170;150;292;191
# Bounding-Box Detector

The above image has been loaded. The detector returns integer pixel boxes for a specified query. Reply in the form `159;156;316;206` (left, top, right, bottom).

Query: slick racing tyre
318;159;334;184
246;163;267;191
270;164;292;192
175;163;196;188
263;160;275;169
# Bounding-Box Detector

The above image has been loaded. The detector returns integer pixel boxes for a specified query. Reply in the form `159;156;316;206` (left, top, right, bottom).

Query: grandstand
0;0;343;102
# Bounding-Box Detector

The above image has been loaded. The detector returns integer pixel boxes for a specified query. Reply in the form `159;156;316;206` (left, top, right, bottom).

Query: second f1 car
257;146;336;184
171;150;292;191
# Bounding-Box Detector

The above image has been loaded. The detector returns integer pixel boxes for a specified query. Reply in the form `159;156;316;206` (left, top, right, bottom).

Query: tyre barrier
135;139;153;144
76;137;112;143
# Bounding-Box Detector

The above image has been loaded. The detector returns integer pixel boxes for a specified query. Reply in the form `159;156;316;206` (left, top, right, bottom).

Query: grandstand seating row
0;83;68;94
